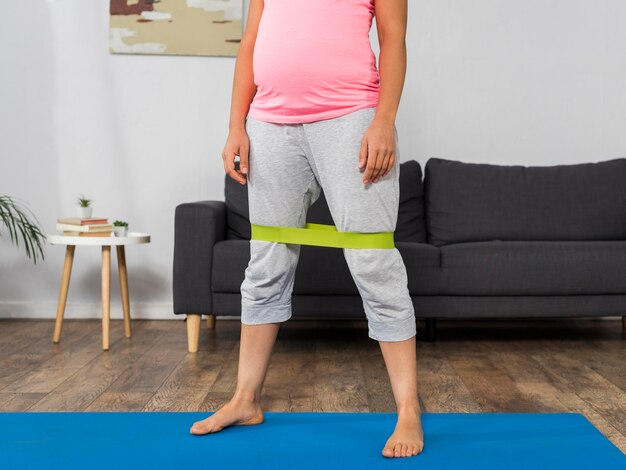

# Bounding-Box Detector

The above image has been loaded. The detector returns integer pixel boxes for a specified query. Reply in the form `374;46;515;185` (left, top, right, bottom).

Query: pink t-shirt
247;0;380;124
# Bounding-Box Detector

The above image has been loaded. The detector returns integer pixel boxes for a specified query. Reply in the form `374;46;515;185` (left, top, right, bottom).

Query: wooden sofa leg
186;313;201;353
424;318;437;342
206;314;216;329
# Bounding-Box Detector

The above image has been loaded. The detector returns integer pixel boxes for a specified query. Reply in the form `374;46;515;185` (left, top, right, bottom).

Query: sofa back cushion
424;157;626;246
225;160;427;242
224;161;251;240
396;160;427;242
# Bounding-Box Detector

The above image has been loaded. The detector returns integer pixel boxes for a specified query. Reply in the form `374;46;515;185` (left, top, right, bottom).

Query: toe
394;443;402;458
402;444;409;457
382;444;393;458
191;422;209;434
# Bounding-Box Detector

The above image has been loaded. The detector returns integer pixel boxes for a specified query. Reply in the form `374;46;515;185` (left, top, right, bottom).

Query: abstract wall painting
109;0;242;57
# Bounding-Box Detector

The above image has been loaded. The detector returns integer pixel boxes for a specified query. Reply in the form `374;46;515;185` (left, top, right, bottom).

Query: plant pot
78;206;93;218
113;226;128;237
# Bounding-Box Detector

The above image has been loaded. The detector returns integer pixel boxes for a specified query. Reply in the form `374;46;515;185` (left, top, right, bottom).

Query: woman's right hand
222;126;249;185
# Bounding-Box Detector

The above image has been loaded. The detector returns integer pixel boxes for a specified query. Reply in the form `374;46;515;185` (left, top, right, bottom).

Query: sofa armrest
173;200;226;315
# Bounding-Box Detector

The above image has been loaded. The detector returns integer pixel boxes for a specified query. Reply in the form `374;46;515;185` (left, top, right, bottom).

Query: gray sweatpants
240;106;416;342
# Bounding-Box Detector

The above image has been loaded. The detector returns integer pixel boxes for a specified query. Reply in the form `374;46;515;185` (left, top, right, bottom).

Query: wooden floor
0;318;624;452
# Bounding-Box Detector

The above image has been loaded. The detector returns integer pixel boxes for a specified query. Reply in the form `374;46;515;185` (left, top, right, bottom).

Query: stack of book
57;217;114;237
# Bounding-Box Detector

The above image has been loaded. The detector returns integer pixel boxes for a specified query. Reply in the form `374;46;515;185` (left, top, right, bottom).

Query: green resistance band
250;223;395;249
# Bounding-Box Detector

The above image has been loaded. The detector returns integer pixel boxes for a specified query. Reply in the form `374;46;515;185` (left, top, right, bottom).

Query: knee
247;240;301;268
343;248;401;281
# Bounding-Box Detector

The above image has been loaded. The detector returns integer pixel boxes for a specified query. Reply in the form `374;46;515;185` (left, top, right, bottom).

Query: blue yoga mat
0;412;623;469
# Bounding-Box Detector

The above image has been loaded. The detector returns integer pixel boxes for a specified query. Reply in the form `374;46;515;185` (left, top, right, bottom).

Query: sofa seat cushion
212;240;440;295
397;242;442;295
439;240;626;295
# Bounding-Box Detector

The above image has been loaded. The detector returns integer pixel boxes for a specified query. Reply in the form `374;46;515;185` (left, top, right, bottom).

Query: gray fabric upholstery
424;157;626;246
224;162;250;240
211;239;440;296
437;240;626;295
173;157;626;333
395;160;427;243
211;239;626;297
173;201;225;313
411;295;626;318
211;293;626;319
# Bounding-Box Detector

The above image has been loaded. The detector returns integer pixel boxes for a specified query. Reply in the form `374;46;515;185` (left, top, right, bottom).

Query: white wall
1;1;625;319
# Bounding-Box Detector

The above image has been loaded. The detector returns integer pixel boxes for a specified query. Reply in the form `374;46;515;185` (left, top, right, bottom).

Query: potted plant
77;193;93;218
113;220;128;237
0;195;46;264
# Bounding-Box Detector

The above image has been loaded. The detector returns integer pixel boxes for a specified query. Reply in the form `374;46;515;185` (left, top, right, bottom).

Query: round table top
47;231;151;246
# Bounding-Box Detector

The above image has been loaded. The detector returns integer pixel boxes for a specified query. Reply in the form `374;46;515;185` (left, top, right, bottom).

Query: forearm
373;36;407;126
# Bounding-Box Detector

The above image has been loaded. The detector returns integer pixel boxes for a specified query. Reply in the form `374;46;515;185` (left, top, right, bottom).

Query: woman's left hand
359;120;396;184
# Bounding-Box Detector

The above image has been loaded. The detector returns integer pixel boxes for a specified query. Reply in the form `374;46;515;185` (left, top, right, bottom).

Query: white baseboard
0;301;229;320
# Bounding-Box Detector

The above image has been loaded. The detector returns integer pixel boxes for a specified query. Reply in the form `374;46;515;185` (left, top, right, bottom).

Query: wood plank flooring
0;318;623;452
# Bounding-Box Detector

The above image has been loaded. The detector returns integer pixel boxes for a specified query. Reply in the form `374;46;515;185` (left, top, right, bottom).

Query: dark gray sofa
174;157;626;352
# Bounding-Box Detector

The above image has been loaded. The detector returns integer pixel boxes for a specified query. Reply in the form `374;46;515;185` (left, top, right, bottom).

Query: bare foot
190;396;265;435
381;408;425;458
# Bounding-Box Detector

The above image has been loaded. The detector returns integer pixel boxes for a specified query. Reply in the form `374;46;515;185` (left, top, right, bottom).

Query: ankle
232;389;262;406
397;401;421;418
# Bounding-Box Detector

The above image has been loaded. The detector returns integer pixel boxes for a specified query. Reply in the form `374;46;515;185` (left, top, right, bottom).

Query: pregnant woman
190;0;424;459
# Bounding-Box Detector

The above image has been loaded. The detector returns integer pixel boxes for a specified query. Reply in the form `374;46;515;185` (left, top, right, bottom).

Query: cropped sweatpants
240;106;416;342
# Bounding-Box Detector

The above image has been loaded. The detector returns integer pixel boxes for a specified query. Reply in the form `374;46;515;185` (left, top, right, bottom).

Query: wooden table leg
116;245;132;338
187;314;201;353
53;245;75;343
102;246;111;351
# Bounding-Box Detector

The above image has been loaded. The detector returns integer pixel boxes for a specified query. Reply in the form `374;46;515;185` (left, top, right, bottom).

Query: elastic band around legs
250;223;395;249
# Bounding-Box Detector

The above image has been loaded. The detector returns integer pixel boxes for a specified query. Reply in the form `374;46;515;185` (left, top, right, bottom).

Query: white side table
48;232;151;350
